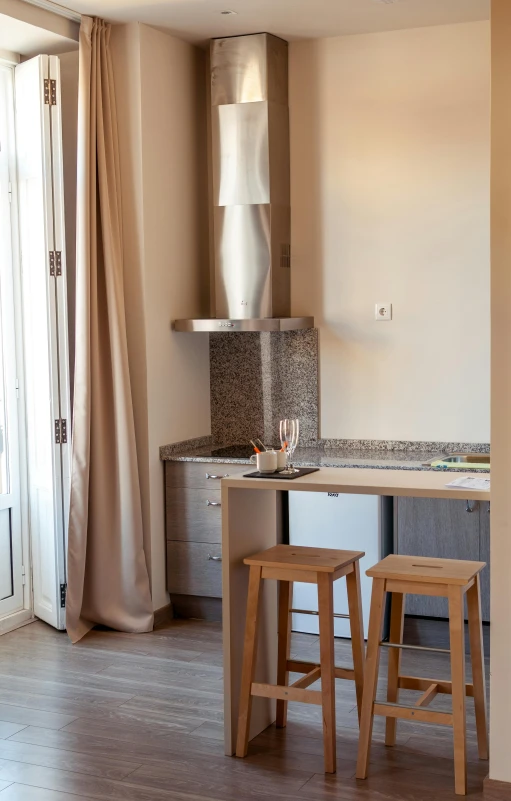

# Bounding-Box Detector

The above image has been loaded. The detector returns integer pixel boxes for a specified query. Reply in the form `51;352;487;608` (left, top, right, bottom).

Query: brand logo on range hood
172;33;313;334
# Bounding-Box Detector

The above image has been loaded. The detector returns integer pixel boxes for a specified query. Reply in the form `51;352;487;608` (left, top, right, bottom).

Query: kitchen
161;25;490;633
158;18;493;795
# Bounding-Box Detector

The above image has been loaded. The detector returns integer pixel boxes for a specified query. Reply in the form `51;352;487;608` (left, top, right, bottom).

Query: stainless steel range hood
173;33;313;333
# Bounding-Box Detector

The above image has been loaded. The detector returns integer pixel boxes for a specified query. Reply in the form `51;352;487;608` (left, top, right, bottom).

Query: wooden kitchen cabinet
165;461;246;619
166;487;222;543
395;497;490;621
479;501;490;622
166;541;223;597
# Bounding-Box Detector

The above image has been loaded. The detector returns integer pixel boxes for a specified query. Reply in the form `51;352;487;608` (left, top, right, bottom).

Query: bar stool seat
236;544;366;773
356;554;489;796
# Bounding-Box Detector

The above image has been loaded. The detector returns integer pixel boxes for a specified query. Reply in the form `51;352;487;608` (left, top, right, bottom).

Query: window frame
0;57;32;632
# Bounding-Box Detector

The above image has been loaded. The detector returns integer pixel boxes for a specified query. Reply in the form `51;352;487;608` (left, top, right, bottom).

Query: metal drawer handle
206;500;221;507
466;500;478;513
206;473;229;480
207;553;222;562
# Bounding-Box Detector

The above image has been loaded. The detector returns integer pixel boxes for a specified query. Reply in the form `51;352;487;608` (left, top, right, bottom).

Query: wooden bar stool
236;544;366;773
356;554;488;796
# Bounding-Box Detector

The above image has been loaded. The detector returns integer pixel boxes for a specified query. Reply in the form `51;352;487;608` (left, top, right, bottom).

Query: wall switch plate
375;302;392;320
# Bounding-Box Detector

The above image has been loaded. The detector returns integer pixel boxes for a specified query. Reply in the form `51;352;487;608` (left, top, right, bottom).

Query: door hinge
21;566;26;585
44;78;57;106
49;251;62;276
55;419;68;444
60;583;67;608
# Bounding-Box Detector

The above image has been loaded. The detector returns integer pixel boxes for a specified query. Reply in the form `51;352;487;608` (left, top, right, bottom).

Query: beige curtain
66;17;153;643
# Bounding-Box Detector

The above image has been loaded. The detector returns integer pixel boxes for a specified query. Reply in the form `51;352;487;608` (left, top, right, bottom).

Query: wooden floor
0;616;489;800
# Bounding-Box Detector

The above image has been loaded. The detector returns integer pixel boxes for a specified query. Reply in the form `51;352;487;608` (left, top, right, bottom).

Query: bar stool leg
385;592;405;746
346;561;366;722
236;565;263;758
318;572;336;773
466;575;489;760
448;585;467;796
356;577;386;780
276;580;293;728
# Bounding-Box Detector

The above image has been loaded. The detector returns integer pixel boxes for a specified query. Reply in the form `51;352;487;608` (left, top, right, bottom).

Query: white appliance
288;492;392;639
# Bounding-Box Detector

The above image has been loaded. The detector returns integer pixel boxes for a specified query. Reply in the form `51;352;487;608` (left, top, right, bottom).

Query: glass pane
0;509;12;601
0;322;8;495
0;69;11;496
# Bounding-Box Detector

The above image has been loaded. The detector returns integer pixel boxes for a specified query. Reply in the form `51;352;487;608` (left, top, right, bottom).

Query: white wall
290;21;490;442
111;23;211;610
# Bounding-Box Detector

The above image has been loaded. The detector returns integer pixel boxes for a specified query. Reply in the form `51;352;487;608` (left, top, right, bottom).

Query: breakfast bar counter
221;467;490;755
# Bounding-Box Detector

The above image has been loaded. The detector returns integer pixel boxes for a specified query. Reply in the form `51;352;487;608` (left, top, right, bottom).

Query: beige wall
490;0;511;784
0;0;79;47
290;21;490;442
111;23;210;610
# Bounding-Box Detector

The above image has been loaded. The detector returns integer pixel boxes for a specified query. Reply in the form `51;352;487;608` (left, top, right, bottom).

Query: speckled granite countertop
160;438;490;473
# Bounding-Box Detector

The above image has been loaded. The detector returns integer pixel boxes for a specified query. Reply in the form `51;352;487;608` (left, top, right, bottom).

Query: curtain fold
66;17;153;643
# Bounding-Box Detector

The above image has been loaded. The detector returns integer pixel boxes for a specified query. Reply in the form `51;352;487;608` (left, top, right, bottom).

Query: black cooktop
210;445;254;459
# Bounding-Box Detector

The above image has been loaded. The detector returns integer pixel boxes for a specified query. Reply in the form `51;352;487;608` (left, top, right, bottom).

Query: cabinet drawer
165;461;244;490
396;497;480;619
167;541;222;598
166;488;222;543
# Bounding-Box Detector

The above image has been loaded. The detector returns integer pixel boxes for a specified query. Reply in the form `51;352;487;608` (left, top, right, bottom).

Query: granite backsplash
209;328;319;446
162;325;489;466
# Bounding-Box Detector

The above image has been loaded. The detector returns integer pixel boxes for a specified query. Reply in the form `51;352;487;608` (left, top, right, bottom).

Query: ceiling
0;13;77;56
67;0;489;45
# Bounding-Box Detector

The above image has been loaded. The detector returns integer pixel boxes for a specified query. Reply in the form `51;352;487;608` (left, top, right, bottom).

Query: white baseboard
0;609;35;635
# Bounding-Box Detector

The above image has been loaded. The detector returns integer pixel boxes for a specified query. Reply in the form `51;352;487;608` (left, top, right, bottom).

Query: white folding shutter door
48;56;71;548
15;55;70;629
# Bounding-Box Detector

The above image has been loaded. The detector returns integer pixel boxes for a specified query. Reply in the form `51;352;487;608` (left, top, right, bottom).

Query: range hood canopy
173;32;313;334
173;317;314;333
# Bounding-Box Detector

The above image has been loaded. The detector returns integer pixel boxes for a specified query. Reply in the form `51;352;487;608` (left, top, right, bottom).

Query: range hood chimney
173;33;313;333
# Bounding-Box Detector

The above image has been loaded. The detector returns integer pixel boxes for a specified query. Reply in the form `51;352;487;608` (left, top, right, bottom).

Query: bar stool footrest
373;701;453;726
290;667;321;690
381;641;450;655
416;683;439;707
251;682;322;705
287;659;355;682
398;675;475;698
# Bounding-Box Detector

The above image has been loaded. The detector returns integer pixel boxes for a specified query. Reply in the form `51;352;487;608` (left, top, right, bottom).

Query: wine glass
279;419;300;474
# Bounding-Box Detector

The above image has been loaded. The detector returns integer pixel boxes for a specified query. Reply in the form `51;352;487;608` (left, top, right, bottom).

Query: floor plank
0;706;76;732
0;785;94;800
0;724;26;742
0;617;489;801
0;740;139;780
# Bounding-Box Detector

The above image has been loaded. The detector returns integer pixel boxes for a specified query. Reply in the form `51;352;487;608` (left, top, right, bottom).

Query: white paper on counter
446;476;490;491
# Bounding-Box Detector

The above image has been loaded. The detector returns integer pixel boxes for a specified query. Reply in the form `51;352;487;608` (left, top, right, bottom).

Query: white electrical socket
375;302;392;321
